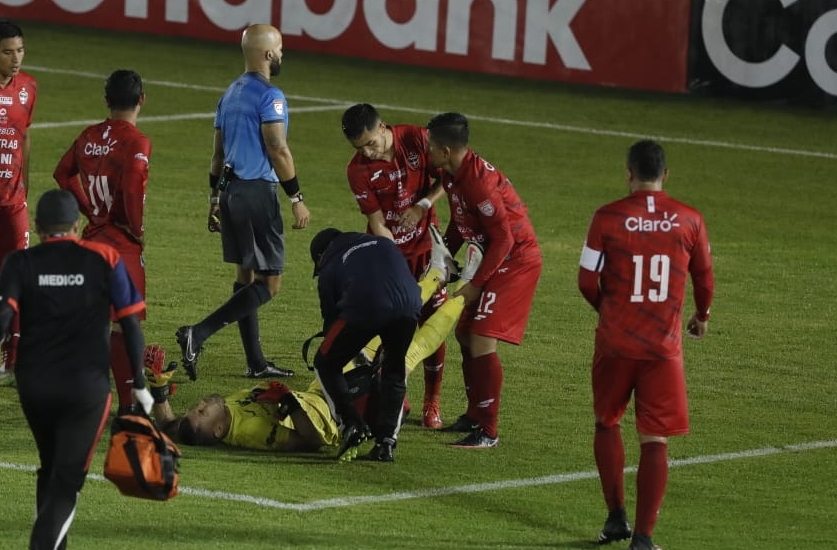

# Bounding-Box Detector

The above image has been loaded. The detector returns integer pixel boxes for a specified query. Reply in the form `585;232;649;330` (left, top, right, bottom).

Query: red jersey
346;124;437;261
54;119;151;251
440;150;540;288
0;70;36;205
578;190;714;359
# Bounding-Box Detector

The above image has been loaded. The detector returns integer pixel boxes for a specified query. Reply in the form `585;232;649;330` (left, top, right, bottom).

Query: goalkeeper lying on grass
146;260;478;455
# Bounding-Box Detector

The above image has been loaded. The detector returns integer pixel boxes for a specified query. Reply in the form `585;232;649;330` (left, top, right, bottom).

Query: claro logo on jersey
702;0;837;96
38;274;85;287
625;213;680;233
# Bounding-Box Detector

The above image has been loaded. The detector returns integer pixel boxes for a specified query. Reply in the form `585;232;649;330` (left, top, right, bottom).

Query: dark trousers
315;316;416;441
18;386;111;550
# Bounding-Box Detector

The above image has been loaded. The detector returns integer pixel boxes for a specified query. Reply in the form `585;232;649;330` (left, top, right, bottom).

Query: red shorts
0;202;30;266
457;250;542;345
592;351;689;437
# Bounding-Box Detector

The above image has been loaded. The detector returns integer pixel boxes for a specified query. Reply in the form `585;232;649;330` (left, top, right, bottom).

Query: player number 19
631;254;670;303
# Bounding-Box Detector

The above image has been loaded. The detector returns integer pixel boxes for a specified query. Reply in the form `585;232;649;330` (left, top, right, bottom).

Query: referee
0;189;152;550
176;23;309;380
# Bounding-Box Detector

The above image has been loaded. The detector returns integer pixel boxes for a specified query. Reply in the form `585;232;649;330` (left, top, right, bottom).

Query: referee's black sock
233;281;267;369
196;280;272;342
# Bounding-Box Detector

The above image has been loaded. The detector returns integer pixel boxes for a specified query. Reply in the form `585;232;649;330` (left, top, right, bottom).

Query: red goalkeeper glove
254;382;300;419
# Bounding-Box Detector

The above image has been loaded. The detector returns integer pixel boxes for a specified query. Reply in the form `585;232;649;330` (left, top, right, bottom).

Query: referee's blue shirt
214;72;288;182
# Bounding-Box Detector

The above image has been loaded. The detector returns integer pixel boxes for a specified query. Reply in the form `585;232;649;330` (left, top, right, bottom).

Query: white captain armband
579;243;604;272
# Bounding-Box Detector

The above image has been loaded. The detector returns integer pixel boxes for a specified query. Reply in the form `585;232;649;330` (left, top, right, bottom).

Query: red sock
1;312;20;372
460;346;477;418
635;441;668;537
109;331;134;410
423;342;445;403
468;352;502;438
462;359;479;420
594;423;626;511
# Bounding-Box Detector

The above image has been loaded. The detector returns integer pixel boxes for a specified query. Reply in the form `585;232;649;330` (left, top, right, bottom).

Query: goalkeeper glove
144;344;166;375
145;349;178;404
254;381;292;403
254;382;299;419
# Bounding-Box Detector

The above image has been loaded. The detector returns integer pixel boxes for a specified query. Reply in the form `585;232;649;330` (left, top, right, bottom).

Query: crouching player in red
341;103;451;429
426;112;542;448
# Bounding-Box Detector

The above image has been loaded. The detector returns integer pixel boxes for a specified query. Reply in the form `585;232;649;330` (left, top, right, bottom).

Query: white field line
27;65;837;160
30;105;345;130
1;439;834;512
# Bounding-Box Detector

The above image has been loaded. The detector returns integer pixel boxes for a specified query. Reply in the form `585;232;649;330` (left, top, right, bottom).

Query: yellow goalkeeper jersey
222;383;339;451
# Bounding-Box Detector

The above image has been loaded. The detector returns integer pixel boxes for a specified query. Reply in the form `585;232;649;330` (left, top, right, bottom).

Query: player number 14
631;254;670;303
86;174;113;215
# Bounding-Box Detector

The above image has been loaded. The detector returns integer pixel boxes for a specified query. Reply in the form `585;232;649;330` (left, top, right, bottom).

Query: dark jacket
316;232;421;330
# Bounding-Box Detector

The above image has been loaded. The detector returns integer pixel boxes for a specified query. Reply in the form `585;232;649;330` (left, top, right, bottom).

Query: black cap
35;189;79;226
310;228;342;277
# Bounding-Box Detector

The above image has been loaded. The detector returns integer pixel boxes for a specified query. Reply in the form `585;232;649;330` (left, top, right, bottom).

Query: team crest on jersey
407;151;420;169
18;88;29;105
478;199;495;216
273;99;284;116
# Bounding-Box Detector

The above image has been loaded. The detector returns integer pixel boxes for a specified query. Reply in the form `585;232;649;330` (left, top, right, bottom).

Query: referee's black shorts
220;179;285;273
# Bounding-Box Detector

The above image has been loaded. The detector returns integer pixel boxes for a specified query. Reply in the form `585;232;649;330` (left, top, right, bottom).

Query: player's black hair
627;139;666;182
310;227;342;277
0;19;23;41
426;112;469;148
105;69;143;111
341;103;380;140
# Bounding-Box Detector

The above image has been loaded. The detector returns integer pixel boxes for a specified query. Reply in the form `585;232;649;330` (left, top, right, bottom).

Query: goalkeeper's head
177;394;230;446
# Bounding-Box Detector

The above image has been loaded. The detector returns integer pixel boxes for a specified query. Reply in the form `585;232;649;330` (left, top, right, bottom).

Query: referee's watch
290;192;304;204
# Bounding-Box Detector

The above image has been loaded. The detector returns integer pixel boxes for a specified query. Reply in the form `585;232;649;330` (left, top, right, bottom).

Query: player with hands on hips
53;69;152;414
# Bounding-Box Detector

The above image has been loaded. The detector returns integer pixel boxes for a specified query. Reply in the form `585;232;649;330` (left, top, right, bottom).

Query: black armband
280;176;300;197
276;392;302;420
209;173;220;190
150;384;171;404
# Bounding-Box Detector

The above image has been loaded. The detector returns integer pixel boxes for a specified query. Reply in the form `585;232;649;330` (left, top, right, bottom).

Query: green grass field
1;22;835;549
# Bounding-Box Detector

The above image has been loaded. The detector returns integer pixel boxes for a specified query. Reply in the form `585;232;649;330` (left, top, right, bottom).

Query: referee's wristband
280;176;300;197
209;173;220;190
